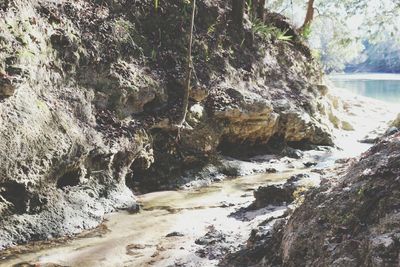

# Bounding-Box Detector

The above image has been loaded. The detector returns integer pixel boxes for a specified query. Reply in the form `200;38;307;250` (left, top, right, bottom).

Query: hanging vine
177;0;196;129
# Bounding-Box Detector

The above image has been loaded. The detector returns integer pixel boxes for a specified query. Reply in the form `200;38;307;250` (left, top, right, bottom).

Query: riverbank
1;87;398;267
223;116;400;266
0;0;339;249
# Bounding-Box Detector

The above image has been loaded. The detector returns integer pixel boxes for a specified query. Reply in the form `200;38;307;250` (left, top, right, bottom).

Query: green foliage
207;23;216;36
275;29;293;42
300;23;312;40
308;17;364;73
251;18;276;40
357;187;365;198
311;49;321;60
266;0;400;72
154;0;159;11
251;18;293;42
246;0;253;19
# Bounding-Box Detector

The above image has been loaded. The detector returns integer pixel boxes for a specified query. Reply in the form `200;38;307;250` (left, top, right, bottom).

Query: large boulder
229;133;400;267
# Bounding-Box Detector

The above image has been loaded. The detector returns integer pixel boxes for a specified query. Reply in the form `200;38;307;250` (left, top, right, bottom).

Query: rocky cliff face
283;133;400;267
0;0;336;248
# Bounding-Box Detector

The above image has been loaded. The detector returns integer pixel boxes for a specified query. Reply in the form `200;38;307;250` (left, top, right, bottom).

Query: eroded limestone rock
224;133;400;267
0;0;338;248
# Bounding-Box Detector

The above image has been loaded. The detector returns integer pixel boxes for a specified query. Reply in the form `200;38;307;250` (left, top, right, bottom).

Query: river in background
330;73;400;103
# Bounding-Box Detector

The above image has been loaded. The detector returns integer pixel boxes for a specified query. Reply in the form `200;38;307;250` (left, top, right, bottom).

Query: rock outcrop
391;114;400;128
0;0;336;248
251;173;313;208
223;133;400;267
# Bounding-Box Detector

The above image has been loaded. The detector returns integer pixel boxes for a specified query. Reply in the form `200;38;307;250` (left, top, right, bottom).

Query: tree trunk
256;0;265;20
232;0;245;29
299;0;314;33
178;0;196;127
251;0;258;19
251;0;265;20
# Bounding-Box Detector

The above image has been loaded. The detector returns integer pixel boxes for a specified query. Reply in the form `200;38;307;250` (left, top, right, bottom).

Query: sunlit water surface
330;73;400;103
320;73;400;168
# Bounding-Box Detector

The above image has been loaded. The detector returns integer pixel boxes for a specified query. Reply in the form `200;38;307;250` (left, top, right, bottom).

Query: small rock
253;185;293;207
384;126;398;137
285;147;304;159
219;201;235;208
212;176;223;182
265;167;277;173
194;227;234;260
252;173;310;208
126;243;147;250
0;75;15;98
311;169;325;175
287;173;309;183
195;228;226;246
359;137;378;144
334;158;351;164
303;161;317;168
127;203;141;214
166;231;185;237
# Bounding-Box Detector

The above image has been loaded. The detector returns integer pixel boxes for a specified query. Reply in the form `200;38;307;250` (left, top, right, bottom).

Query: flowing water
1;74;400;267
1;171;301;267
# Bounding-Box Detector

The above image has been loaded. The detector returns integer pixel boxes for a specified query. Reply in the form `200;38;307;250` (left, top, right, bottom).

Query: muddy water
1;171;300;267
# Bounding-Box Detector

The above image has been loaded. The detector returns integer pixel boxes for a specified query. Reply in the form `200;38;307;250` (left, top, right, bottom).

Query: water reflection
330;73;400;103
